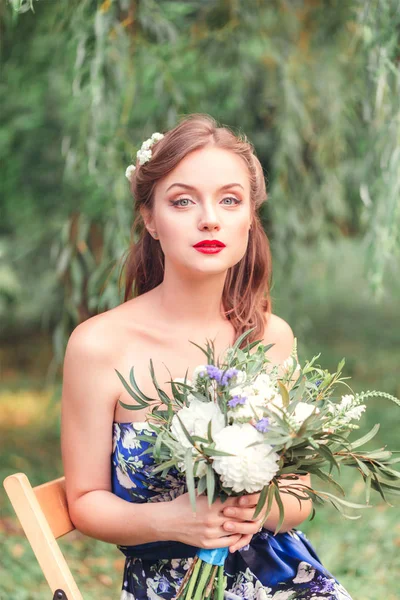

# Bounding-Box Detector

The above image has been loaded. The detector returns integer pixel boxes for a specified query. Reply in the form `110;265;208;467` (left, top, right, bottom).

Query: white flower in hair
137;132;164;165
125;164;136;181
125;131;164;181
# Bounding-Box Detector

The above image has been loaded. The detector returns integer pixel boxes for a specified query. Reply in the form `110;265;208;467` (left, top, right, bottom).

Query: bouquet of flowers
115;328;400;600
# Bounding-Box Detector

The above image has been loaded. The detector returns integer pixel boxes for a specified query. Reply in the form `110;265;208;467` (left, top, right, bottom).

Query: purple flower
206;365;223;384
315;379;323;387
255;417;270;433
228;395;247;407
221;367;239;386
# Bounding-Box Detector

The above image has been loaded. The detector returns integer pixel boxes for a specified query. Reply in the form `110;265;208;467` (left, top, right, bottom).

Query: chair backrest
3;472;83;600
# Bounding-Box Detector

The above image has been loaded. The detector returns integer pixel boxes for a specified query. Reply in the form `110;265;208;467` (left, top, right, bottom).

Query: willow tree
1;0;399;362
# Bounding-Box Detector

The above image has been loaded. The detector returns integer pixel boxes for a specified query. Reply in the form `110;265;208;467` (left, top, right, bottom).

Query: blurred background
1;0;399;598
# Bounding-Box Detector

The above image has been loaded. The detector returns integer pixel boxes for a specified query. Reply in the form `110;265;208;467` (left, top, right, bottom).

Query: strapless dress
111;421;353;600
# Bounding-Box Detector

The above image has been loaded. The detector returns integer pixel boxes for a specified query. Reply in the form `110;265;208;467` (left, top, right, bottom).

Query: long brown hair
120;114;272;347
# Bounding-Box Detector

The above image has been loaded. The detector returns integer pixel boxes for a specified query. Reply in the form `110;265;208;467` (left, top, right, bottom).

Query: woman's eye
222;197;241;205
171;198;192;207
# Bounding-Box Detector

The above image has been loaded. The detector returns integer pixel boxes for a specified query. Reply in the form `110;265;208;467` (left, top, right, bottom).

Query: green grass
1;238;399;599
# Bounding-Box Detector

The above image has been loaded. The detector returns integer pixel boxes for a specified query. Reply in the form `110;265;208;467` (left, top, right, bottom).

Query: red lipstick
193;240;226;254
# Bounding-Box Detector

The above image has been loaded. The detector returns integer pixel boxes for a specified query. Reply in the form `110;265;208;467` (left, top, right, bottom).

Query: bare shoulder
66;310;117;359
263;312;295;366
65;300;137;361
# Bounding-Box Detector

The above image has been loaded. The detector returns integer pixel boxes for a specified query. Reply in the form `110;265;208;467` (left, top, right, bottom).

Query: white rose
212;423;280;493
171;397;225;449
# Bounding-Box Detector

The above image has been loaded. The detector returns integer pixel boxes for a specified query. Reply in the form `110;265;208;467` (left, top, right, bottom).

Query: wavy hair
120;114;272;347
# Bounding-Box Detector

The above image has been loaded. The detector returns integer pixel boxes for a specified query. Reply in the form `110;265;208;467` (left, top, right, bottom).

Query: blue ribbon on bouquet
197;546;229;566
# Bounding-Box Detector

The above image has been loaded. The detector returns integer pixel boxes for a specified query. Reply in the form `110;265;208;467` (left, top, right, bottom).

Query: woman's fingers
222;506;260;521
223;519;262;535
236;493;261;508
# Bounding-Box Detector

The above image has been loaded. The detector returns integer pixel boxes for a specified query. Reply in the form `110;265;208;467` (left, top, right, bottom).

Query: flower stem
193;561;212;600
184;557;202;600
174;556;198;600
204;565;218;597
217;565;225;600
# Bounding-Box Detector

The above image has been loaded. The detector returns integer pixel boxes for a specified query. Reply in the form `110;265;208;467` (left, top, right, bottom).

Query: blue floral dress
111;422;353;600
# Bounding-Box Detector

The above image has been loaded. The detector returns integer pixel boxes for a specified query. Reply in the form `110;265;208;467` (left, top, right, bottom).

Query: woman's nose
198;209;221;232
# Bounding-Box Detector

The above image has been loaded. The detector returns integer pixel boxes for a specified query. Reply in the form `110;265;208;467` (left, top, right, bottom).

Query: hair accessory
125;132;164;181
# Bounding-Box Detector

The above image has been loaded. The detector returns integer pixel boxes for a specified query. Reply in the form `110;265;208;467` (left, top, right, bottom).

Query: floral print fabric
112;422;353;599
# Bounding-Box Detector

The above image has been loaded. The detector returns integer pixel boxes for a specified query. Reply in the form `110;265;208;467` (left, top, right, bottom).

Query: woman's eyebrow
166;182;245;192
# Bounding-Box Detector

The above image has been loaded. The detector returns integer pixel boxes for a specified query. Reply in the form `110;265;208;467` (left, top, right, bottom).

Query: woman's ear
140;206;157;238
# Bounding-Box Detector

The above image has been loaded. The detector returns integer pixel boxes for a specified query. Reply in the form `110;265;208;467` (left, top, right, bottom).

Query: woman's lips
193;240;225;254
194;246;224;254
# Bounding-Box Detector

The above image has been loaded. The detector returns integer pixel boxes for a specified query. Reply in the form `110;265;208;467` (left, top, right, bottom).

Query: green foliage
1;0;399;357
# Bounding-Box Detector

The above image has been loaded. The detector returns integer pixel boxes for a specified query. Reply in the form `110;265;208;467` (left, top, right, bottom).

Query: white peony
212;423;280;493
171;397;225;449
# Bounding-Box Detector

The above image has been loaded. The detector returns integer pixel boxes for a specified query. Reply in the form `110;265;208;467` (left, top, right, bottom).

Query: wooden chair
3;472;83;600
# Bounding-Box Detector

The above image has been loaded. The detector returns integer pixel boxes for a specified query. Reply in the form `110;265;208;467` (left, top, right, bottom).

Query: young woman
61;114;353;599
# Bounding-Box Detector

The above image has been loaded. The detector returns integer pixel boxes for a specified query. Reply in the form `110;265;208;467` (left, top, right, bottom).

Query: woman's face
146;146;252;277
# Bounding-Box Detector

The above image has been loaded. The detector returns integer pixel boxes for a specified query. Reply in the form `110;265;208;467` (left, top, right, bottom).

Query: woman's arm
61;319;170;546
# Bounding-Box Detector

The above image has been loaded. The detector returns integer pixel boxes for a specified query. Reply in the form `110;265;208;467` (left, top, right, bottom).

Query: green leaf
252;484;269;519
316;490;371;509
197;475;207;496
308;468;345;497
273;484;285;535
365;474;372;504
114;369;147;408
206;464;215;506
347;424;380;450
201;446;235;457
118;400;146;411
278;381;290;408
129;366;157;404
175;414;195;447
149;359;173;405
185;448;197;513
151;458;178;475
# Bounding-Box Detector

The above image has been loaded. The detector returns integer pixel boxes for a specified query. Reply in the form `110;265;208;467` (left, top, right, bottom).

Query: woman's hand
166;492;263;553
221;492;264;553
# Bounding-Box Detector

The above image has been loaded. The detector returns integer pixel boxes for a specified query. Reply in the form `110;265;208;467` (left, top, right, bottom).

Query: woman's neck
152;271;229;331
